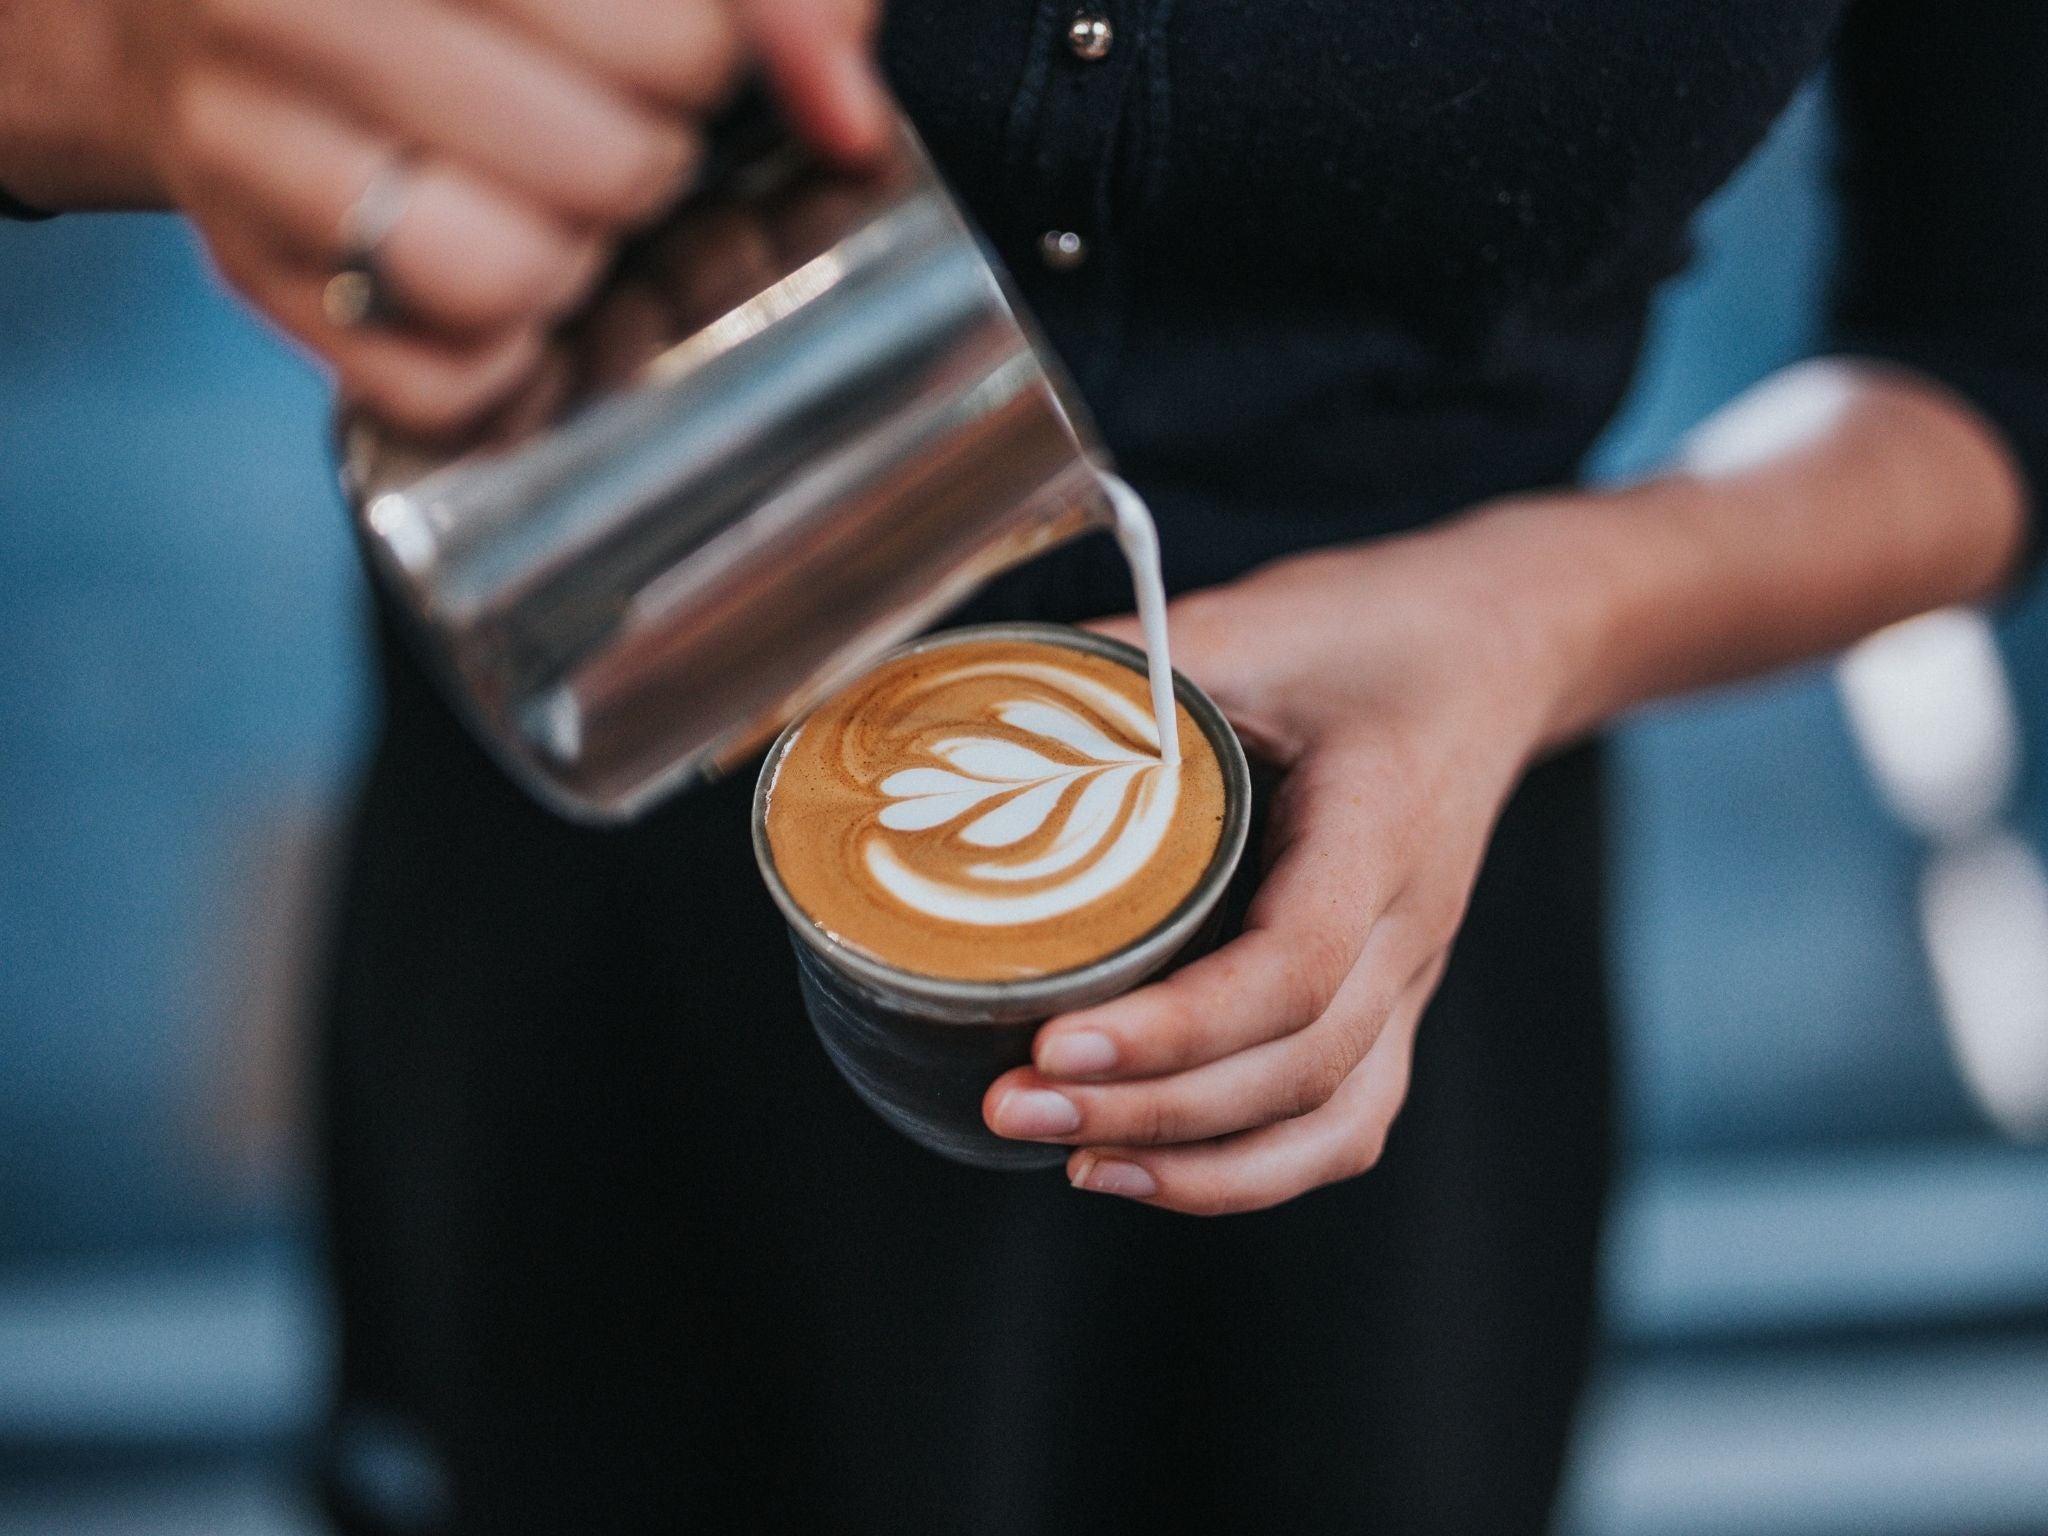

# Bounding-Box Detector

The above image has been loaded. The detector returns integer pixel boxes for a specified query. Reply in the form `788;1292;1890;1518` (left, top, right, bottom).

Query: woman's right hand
114;0;885;432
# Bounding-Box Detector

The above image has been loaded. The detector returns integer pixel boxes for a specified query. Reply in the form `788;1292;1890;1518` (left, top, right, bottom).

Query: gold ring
322;153;412;329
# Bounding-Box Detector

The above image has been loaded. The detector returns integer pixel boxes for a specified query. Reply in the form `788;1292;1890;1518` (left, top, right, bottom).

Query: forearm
1468;358;2030;751
0;0;161;208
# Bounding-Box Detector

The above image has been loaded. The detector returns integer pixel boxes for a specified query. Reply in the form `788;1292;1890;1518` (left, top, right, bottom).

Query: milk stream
1102;475;1180;768
803;475;1190;932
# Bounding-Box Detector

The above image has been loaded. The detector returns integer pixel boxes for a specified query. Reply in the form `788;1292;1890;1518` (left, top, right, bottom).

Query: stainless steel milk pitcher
338;99;1112;822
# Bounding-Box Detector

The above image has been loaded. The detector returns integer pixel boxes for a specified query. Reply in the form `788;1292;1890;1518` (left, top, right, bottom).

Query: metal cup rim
752;621;1253;1022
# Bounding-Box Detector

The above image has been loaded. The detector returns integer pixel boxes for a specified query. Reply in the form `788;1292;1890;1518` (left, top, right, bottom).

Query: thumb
740;0;892;165
1086;595;1263;728
1086;593;1240;681
1083;607;1238;705
1081;613;1145;649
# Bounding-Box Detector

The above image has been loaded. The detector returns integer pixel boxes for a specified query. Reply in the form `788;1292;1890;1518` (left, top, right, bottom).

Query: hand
982;505;1588;1214
98;0;884;432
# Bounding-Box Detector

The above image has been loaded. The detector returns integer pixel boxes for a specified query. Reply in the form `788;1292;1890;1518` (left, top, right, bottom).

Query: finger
201;219;546;436
459;0;744;111
1034;751;1390;1083
201;0;697;227
1067;961;1434;1216
740;0;892;164
991;914;1438;1148
473;342;579;446
173;64;603;337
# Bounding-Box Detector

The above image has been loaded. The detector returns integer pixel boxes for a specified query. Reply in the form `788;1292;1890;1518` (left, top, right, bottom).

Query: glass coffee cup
751;622;1253;1170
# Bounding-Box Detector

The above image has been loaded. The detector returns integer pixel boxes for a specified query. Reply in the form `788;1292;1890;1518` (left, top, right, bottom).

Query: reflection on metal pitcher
339;104;1111;822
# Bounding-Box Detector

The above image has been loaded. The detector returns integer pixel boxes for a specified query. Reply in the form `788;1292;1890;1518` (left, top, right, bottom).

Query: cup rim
751;621;1253;1020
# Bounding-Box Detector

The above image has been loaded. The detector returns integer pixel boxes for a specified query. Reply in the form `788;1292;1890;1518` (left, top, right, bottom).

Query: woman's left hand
979;359;2034;1215
981;502;1590;1214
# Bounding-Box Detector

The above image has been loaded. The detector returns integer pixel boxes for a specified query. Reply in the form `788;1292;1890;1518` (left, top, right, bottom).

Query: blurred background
6;79;2048;1535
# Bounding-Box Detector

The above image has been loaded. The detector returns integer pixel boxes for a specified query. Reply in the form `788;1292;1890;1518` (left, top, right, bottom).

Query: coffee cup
751;622;1252;1169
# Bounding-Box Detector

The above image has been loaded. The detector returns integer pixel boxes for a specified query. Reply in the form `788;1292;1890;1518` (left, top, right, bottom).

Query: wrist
1433;480;1694;756
0;0;166;209
1458;360;2037;755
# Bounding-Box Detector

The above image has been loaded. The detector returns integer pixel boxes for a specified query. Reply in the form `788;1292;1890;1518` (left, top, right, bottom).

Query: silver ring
323;154;412;329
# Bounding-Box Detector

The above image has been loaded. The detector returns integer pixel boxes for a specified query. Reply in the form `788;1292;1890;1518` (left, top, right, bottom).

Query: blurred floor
6;1149;2048;1534
1571;1334;2048;1536
0;207;365;1259
0;1466;318;1536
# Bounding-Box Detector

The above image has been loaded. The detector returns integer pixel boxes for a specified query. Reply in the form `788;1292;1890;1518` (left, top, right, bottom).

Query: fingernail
992;1088;1081;1139
1038;1030;1119;1078
1072;1157;1158;1200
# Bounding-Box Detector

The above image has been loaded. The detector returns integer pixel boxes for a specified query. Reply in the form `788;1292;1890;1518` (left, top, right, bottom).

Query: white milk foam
853;477;1191;929
866;664;1181;926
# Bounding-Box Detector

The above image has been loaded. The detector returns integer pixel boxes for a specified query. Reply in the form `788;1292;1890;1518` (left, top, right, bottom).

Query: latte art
870;664;1182;926
765;638;1227;980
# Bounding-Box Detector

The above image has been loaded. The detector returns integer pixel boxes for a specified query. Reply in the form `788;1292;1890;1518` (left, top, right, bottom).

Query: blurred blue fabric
3;80;2047;1536
0;214;366;1257
1594;84;1994;1155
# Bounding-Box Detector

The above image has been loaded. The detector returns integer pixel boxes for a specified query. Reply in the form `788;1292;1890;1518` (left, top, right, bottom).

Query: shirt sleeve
1829;0;2048;567
0;184;54;219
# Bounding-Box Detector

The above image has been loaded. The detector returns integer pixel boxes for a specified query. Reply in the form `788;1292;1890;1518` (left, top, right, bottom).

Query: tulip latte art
765;638;1227;980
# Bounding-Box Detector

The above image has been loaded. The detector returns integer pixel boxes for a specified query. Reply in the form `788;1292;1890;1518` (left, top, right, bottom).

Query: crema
764;636;1227;980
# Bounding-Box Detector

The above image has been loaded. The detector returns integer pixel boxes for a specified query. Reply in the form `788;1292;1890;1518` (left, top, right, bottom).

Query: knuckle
1129;1093;1189;1147
462;273;554;333
1336;1123;1389;1183
1353;1121;1390;1175
1289;1041;1352;1119
1184;1181;1290;1218
1332;994;1389;1065
403;172;605;326
168;74;234;165
1258;924;1351;1032
1292;923;1356;1015
1138;992;1202;1068
190;0;261;48
347;355;471;438
587;125;697;225
195;0;307;65
651;10;745;104
471;231;595;326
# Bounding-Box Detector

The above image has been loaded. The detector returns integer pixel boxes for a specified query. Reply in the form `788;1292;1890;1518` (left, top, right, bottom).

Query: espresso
764;636;1227;980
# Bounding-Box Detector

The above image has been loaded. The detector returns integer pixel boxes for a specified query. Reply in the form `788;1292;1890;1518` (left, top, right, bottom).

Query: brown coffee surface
764;637;1227;980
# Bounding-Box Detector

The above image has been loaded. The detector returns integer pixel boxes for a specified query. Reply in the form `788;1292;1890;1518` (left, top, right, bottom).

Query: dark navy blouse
13;3;2038;586
883;0;2047;607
